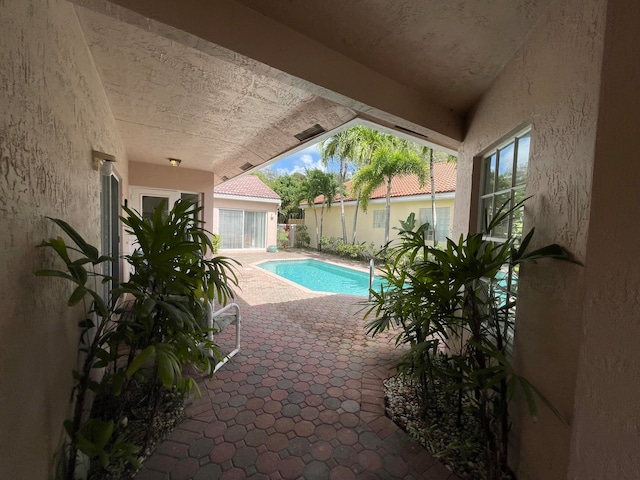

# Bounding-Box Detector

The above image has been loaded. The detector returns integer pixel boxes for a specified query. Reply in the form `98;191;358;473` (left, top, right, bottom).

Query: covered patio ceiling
72;0;554;184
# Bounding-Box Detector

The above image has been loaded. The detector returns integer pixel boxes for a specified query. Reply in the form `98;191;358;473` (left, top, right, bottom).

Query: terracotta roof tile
311;161;456;204
214;175;281;200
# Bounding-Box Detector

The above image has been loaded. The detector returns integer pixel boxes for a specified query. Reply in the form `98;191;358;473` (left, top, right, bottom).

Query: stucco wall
453;0;606;478
0;0;128;478
213;197;279;250
305;196;455;249
567;0;640;477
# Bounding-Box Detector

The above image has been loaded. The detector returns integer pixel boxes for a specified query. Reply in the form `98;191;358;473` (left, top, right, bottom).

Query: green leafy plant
320;236;377;260
278;224;290;249
38;199;238;480
211;233;221;254
366;199;580;479
293;224;310;248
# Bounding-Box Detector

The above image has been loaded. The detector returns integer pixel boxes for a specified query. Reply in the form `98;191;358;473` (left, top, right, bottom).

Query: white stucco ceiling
72;0;554;182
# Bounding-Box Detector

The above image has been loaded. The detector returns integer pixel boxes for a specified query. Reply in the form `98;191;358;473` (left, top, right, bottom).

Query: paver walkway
135;250;459;480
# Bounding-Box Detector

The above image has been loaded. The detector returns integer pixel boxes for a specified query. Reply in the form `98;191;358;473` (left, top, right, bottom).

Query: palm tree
351;135;428;245
416;145;438;245
319;130;358;243
414;146;458;246
298;169;338;250
344;126;386;244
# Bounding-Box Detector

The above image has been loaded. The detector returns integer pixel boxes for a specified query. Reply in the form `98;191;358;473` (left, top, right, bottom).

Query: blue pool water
257;259;386;296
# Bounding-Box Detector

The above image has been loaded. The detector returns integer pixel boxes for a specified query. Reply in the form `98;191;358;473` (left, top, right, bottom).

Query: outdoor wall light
92;150;116;176
168;158;182;167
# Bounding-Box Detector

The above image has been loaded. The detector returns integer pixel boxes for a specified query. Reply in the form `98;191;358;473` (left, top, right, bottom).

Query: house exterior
303;162;456;249
2;1;640;479
213;175;280;250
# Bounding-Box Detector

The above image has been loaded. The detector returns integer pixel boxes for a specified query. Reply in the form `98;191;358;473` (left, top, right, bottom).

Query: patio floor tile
133;250;457;480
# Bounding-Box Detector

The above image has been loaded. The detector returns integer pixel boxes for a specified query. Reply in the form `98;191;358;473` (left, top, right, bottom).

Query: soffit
73;0;554;182
236;0;554;112
74;5;357;180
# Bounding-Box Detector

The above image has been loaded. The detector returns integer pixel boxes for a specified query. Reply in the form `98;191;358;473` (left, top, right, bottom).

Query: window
101;174;120;305
479;129;530;330
479;131;530;241
373;210;385;228
419;207;451;242
219;209;266;249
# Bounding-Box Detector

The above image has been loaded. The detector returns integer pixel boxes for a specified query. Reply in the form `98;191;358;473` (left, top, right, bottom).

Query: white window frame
477;128;531;344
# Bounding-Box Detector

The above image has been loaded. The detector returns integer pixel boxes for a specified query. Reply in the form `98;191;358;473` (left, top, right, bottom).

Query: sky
265;143;325;176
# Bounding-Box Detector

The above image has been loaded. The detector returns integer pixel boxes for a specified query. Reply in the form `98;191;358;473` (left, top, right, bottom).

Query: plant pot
267;245;277;253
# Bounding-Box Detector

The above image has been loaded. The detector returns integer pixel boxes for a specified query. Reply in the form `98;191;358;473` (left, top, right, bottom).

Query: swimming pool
256;259;386;296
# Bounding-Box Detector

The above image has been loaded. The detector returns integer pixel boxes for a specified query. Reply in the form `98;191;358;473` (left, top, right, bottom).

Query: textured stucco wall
305;197;455;249
453;0;606;478
213;197;279;249
568;0;640;477
0;0;128;477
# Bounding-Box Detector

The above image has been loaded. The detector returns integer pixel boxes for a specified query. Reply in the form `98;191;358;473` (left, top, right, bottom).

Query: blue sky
265;143;325;176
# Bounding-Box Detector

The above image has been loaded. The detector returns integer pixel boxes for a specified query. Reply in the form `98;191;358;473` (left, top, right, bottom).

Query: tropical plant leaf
126;345;155;377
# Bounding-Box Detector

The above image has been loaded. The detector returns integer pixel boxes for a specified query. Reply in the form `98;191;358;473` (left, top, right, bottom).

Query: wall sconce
168;158;182;167
92;150;116;176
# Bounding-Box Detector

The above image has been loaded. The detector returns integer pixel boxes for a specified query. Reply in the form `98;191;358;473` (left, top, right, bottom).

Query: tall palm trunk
384;178;392;244
313;207;320;250
429;149;438;246
351;198;360;244
339;186;347;243
319;205;325;250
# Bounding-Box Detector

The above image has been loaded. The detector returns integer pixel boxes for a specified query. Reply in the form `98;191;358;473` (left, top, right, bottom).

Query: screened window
373;210;385;228
419;207;451;242
219;210;266;249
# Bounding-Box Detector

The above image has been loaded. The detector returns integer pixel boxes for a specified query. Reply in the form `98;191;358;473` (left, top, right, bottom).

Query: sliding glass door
219;209;266;249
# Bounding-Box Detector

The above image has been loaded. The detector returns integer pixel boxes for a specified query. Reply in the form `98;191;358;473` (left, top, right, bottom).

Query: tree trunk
430;149;438;246
319;205;325;251
384;178;392;244
313;207;320;251
351;198;360;244
340;164;347;243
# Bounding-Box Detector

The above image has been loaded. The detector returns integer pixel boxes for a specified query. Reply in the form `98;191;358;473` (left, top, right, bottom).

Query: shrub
278;225;290;249
320;236;377;261
37;200;238;479
293;225;310;248
211;233;221;254
366;203;579;479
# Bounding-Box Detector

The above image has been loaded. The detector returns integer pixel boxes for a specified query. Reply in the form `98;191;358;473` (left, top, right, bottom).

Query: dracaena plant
37;199;238;480
365;198;580;480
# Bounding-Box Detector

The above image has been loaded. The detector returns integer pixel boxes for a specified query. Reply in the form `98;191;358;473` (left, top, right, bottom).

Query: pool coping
250;256;374;297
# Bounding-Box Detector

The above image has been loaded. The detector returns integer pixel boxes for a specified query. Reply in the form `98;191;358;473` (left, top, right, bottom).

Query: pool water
257;259;387;296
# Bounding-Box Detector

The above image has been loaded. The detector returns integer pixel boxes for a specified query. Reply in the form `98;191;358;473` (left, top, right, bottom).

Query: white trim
214;193;281;205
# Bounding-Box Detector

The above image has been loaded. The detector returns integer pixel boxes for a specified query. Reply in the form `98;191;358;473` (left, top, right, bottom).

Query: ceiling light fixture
92;150;116;176
168;158;182;167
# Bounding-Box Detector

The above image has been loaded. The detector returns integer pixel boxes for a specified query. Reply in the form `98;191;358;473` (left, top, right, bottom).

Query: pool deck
135;249;460;480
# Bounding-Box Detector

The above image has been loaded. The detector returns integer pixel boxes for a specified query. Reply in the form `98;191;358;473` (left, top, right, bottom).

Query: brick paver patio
135;250;459;480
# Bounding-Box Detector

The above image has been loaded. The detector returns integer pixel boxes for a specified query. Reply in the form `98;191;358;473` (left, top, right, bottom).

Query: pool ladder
369;259;375;301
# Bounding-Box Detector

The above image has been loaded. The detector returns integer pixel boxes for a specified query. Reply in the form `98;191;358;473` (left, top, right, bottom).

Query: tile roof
311;161;456;205
214;175;281;200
